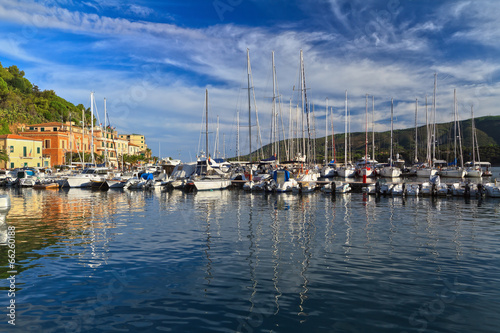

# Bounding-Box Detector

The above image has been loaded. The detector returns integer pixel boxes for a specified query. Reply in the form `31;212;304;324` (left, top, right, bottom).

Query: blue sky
0;0;499;161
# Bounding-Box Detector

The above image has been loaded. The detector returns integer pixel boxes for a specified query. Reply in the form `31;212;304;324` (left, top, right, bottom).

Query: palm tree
0;149;8;165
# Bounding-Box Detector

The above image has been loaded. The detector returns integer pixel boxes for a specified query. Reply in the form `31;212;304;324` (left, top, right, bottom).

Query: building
21;122;95;167
128;143;141;156
118;133;147;155
0;134;48;169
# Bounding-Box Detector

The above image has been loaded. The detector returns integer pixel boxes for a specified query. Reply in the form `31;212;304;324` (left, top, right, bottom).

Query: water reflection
0;187;499;332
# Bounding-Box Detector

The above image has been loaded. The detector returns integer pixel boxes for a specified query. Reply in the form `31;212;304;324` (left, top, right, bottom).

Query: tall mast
325;98;328;164
414;98;418;164
453;89;457;168
372;96;375;161
331;106;335;163
237;110;240;162
365;94;368;166
272;51;277;158
205;89;209;161
344;90;348;166
390;98;394;168
90;91;95;166
247;48;252;164
104;97;107;167
432;73;437;164
425;95;430;165
301;50;311;164
69;112;72;165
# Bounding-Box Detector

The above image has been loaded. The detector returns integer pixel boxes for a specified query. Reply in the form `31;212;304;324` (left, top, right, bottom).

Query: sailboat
355;94;374;178
440;89;465;178
379;98;401;178
337;90;355;178
191;89;231;191
465;105;485;178
416;75;439;178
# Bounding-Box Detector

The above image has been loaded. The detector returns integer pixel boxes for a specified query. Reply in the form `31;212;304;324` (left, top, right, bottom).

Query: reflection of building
0;134;48;168
118;134;147;156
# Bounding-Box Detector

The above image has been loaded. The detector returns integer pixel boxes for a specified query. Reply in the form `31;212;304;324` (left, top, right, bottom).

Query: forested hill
244;115;500;165
0;62;89;134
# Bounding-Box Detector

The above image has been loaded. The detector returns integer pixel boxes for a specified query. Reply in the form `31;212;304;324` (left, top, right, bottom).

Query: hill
0;62;90;135
239;115;500;165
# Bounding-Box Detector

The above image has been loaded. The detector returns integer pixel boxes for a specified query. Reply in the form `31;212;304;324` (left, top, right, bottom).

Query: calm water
1;176;500;332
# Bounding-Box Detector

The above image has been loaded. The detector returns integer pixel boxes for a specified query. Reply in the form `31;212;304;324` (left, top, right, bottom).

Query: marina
1;168;500;332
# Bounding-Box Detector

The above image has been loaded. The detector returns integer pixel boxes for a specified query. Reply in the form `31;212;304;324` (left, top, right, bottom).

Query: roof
27;122;65;127
129;143;140;147
0;134;43;141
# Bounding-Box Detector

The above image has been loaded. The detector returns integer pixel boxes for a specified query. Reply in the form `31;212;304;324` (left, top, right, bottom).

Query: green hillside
0;62;91;135
242;115;500;166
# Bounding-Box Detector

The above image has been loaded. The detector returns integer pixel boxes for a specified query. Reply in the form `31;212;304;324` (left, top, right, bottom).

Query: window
41;128;45;132
53;127;58;131
29;127;34;130
23;146;27;157
61;141;65;149
9;146;14;153
10;162;14;169
37;147;40;154
44;140;51;148
37;163;40;167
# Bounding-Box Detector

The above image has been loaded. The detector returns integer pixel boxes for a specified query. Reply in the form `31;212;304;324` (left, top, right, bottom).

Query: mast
205;89;209;161
236;110;240;162
390;98;394;168
104;97;107;167
331;106;335;163
453;89;457;168
372;96;375;162
414;98;418;164
344;90;348;166
456;90;464;169
69;112;72;165
90;91;95;166
301;50;311;164
425;95;430;165
432;73;437;164
365;94;368;167
272;51;277;158
325;98;328;164
247;48;252;164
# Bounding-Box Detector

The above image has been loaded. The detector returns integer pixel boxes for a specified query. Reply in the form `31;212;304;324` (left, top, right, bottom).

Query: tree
0;149;9;163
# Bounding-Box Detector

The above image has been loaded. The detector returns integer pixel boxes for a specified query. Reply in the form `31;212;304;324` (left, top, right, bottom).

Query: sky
0;0;499;162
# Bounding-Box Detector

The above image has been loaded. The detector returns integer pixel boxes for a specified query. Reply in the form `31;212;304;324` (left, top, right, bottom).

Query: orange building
20;122;94;167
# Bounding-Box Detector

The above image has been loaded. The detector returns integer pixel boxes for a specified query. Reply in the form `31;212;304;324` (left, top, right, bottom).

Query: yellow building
118;133;147;155
0;134;48;169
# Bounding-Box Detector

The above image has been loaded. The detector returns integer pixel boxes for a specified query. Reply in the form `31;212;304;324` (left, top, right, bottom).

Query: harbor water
1;174;500;332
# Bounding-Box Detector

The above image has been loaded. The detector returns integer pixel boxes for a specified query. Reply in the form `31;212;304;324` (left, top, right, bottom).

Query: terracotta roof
0;134;43;141
129;143;140;147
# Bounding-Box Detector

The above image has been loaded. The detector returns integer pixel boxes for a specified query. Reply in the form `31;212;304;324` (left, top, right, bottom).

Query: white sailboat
416;75;439;178
440;89;465;178
356;94;374;178
465;105;483;178
380;98;401;178
337;90;355;178
192;89;231;191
